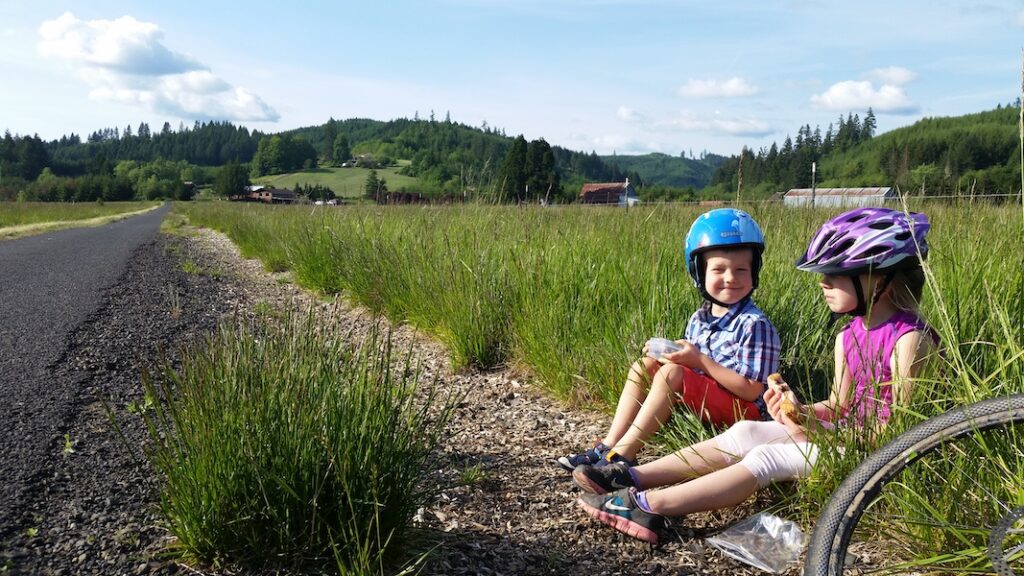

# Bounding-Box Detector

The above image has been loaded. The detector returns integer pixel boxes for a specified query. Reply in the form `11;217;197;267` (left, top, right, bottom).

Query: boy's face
702;248;754;305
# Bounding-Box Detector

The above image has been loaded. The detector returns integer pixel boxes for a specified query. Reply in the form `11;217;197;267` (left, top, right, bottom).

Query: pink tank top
841;310;936;427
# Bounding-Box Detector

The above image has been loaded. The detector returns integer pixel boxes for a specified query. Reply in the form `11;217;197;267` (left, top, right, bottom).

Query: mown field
254;164;420;198
0;201;159;228
168;200;1023;574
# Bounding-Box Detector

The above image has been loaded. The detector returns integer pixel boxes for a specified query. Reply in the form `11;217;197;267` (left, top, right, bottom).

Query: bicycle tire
805;393;1024;576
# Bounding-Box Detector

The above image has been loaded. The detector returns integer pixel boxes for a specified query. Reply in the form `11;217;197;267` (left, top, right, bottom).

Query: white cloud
38;12;278;123
867;66;917;86
616;105;643;122
590;134;661;154
651;112;772;137
810;80;918;114
677;77;760;98
38;12;204;75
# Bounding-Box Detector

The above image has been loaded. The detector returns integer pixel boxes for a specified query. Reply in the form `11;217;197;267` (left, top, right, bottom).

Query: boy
557;208;781;470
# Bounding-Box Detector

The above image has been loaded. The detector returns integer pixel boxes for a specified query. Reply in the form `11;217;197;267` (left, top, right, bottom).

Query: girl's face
819;274;859;314
703;248;754;305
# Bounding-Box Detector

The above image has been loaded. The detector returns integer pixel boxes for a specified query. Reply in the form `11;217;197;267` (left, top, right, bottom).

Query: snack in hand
767;373;803;424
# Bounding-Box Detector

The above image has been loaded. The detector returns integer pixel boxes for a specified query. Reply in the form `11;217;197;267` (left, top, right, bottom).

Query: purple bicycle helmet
796;207;929;275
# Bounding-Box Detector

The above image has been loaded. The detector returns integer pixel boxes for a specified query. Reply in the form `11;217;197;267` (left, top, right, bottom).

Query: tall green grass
0;200;158;227
140;314;456;574
175;200;1024;568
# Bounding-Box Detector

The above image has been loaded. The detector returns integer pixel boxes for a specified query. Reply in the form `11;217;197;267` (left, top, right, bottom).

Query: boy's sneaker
578;488;664;544
556;442;609;472
593;449;637;469
572;462;635;494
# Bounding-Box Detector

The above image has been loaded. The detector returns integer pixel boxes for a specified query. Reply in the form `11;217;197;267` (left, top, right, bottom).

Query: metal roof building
783;187;896;207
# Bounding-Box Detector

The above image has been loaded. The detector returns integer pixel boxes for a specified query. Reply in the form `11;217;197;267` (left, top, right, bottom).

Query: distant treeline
3;103;1022;203
706;105;1023;199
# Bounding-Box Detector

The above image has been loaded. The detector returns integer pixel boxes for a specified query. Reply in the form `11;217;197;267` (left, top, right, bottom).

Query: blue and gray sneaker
572;461;635;494
578;487;664;544
593;449;637;469
556;442;609;472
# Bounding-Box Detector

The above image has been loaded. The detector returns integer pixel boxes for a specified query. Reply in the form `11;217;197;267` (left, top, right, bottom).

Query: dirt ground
1;223;802;575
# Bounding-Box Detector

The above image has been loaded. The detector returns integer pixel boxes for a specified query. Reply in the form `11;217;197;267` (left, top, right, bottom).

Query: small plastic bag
646;337;682;361
705;512;806;573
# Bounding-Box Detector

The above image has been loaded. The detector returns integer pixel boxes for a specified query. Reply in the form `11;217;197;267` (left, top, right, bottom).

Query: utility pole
811;161;817;208
736;147;744;204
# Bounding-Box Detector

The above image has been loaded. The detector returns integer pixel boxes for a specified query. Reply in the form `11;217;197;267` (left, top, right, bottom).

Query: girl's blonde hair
884;263;926;313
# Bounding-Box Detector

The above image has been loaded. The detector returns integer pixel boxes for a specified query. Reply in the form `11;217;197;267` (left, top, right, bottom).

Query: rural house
231;185;299;204
579;179;639;206
783;187;896;208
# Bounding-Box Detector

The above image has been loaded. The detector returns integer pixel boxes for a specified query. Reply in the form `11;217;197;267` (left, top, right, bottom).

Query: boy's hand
660;341;702;367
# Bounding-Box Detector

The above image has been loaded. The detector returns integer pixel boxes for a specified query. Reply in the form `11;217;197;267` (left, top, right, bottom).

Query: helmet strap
846;271;896;318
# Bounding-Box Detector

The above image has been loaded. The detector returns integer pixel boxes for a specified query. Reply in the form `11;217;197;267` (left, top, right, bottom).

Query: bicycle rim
805;394;1024;576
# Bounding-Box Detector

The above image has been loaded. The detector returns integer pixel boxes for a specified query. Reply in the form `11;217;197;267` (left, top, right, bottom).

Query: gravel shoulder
2;222;795;575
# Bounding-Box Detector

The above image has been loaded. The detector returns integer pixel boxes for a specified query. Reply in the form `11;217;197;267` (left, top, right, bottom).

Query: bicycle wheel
805;394;1024;576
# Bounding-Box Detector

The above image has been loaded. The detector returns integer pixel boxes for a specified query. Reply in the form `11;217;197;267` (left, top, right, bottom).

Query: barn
783;187;896;208
579;179;639;206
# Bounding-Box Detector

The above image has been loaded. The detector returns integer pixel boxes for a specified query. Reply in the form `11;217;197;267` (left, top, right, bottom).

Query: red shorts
674;366;761;427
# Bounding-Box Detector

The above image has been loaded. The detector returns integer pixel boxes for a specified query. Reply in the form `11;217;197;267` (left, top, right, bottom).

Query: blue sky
2;1;1022;156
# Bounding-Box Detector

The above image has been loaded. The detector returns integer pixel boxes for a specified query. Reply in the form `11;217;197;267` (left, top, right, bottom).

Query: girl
574;207;938;544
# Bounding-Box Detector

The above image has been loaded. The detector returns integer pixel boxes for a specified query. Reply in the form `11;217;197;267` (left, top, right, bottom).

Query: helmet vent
868;220;892;230
894;231;911;241
857;245;888;259
817;230;836;247
834;238;855;255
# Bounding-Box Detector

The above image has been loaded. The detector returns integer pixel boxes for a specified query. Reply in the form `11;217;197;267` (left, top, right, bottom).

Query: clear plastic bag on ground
705;512;806;573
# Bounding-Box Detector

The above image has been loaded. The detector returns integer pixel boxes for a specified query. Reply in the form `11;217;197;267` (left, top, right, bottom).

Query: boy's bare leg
600;357;660;448
607;364;683;460
643;464;759;517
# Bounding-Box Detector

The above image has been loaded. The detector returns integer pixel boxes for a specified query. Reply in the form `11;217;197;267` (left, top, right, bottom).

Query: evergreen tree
333;134;351;165
498;135;528;201
364;169;386;200
323;118;338;162
213;163;250;197
862;108;877;140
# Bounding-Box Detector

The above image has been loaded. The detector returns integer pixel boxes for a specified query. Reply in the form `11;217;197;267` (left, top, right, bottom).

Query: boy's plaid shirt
684;297;781;417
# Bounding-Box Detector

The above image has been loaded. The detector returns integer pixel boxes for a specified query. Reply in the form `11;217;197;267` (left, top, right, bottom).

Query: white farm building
783;187;897;208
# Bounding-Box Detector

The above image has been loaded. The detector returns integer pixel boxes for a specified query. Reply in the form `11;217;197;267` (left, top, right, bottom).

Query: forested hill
600;152;727;189
4;105;1020;202
7;116;639;202
281;117;642;201
705;105;1022;199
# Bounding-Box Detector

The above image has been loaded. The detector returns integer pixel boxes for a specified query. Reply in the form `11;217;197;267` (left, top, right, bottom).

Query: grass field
0;201;159;228
171;200;1024;573
254;164;421;198
0;201;162;240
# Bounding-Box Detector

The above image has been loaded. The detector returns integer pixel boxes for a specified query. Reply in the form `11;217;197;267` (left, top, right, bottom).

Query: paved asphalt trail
0;204;169;533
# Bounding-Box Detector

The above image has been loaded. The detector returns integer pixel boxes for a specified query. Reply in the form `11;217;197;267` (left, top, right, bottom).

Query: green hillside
600;152;727;189
254;164;420;198
820;106;1020;195
706;105;1022;199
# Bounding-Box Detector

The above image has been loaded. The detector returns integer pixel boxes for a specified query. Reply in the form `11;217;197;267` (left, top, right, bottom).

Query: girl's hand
661;340;701;367
765;387;808;440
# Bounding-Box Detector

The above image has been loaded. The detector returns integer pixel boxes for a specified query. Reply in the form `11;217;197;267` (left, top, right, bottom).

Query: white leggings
715;420;819;488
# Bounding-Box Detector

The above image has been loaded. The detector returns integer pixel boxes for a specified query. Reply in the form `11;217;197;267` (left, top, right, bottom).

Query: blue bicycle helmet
684;208;765;306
